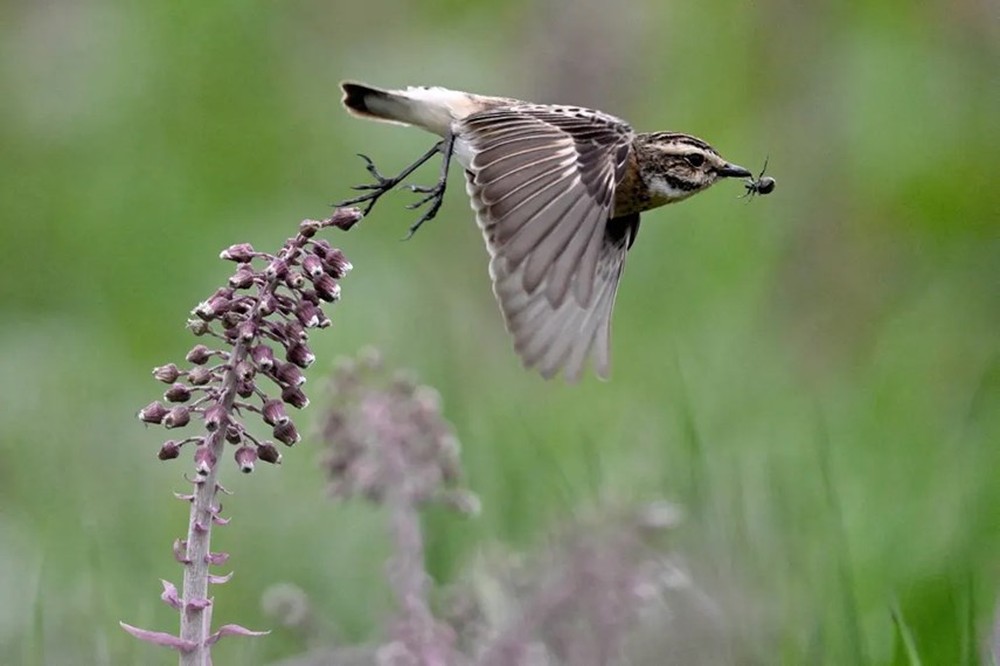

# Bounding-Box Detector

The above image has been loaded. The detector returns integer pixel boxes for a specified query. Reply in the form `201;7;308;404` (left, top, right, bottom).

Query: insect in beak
741;157;776;199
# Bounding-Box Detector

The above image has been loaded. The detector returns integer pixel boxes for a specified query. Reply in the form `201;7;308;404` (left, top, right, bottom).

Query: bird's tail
340;81;473;136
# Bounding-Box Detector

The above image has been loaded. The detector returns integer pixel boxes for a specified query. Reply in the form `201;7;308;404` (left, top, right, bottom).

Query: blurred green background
1;0;997;663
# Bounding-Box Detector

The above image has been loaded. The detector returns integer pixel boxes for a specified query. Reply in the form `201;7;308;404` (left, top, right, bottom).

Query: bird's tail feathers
340;81;470;136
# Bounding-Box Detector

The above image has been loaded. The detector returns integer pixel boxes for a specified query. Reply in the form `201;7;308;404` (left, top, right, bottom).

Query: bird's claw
334;135;455;236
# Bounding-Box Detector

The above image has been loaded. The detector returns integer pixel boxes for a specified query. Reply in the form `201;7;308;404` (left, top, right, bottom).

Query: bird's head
637;132;751;204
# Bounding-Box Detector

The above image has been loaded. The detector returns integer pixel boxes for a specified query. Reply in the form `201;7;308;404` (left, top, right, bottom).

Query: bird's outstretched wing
456;105;637;380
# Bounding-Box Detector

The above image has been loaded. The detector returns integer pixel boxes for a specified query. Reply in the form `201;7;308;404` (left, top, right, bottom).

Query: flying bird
339;81;771;381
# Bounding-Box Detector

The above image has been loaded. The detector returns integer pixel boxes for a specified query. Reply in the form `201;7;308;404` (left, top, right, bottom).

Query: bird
338;81;763;381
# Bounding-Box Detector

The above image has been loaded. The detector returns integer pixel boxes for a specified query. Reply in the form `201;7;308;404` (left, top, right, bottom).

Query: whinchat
338;81;773;381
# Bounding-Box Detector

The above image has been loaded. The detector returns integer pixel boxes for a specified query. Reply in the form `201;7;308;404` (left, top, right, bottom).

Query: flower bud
235;446;257;473
296;302;320;328
158;440;182;460
273;421;300;446
258;292;277;316
302;253;324;278
257;442;282;464
228;264;255;289
313;274;341;302
228;297;252;315
225;425;243;444
301;289;320;306
284;321;307;343
298;218;321;237
163;406;191;429
237;319;256;343
286;342;315;369
186;344;213;365
284;270;305;289
262;399;289;426
251;345;275;370
235;360;255;382
203;403;225;432
152;363;181;383
274;362;305;387
264;258;288;280
236;379;255;398
281;386;309;409
187;365;212;386
139;401;169;424
164;383;192;403
193;293;231;320
329;208;362;231
321;248;352;278
220;243;255;262
194;446;216;476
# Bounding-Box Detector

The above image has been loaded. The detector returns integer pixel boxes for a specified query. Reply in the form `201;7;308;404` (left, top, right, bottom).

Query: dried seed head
186;318;211;336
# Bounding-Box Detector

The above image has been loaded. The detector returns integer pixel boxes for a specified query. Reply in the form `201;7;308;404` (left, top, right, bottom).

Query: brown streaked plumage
339;81;761;381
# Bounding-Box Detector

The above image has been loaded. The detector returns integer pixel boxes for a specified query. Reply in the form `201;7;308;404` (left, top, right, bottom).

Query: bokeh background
1;0;997;663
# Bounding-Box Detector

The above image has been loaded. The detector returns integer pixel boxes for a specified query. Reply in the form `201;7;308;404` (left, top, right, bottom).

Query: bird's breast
613;156;667;216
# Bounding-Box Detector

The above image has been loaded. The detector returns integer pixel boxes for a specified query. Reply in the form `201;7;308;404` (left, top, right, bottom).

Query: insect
741;157;776;199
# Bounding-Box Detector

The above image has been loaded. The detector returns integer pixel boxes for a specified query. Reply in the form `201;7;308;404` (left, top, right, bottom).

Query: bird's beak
717;162;752;178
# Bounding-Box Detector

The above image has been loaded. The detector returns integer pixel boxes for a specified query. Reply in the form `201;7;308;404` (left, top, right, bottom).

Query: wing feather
457;105;637;380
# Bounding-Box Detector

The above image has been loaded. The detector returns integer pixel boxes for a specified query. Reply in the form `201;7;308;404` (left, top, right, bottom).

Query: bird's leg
336;140;446;217
402;131;455;240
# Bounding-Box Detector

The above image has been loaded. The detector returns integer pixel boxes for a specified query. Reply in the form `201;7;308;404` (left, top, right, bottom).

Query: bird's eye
684;153;705;168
